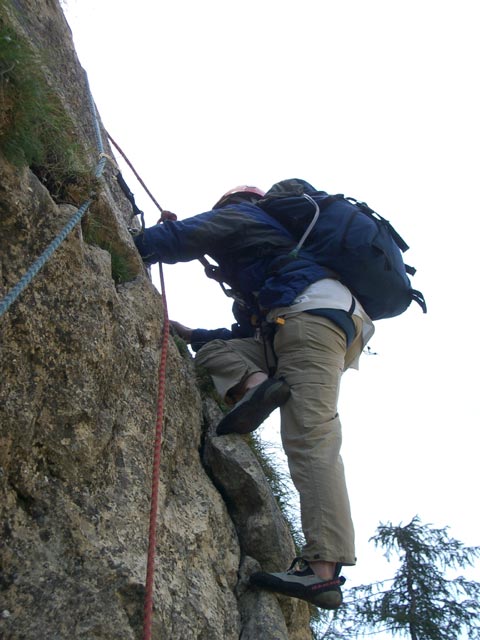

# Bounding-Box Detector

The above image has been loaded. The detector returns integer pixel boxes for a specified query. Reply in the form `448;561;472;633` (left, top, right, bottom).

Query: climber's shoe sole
216;378;291;436
250;568;345;609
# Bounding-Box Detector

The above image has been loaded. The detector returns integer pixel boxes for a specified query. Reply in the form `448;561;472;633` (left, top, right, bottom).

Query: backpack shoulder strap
411;289;427;313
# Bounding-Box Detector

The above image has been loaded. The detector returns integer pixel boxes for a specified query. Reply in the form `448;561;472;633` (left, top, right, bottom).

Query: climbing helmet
212;185;265;209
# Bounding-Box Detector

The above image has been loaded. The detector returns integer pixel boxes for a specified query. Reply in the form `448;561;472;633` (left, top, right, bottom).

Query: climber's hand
157;210;178;223
170;320;193;343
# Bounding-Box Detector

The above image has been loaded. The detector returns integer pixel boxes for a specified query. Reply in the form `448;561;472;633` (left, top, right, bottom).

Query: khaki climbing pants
195;312;364;566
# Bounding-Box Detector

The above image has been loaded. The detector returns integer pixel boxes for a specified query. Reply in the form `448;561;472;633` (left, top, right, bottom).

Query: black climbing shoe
250;557;345;609
216;378;290;436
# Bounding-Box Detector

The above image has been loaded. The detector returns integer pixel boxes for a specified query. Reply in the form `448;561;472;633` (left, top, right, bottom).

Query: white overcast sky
63;0;479;631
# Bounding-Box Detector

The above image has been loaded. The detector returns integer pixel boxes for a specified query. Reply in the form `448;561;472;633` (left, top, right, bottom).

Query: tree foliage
317;517;480;640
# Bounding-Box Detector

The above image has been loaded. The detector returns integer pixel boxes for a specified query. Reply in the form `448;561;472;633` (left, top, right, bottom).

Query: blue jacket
134;199;333;350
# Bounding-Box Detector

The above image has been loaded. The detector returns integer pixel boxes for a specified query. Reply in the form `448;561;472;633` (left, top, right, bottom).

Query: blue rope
0;199;93;317
0;76;105;319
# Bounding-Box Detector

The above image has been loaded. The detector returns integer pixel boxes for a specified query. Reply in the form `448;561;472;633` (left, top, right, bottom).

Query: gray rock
202;399;295;572
0;2;313;638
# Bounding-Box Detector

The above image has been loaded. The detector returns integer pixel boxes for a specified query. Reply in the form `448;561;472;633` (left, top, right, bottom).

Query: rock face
0;1;313;638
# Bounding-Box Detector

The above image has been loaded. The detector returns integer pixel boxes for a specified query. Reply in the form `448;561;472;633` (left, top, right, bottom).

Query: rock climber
133;179;374;609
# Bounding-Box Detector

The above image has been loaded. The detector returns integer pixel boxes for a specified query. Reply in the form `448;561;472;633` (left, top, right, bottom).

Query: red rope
102;132;170;635
102;133;176;635
143;264;169;640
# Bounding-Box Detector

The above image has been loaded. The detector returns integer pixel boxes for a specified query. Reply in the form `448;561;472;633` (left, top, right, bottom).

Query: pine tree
316;516;480;639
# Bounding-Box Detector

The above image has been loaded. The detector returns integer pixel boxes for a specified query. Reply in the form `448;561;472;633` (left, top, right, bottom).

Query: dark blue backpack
258;179;426;321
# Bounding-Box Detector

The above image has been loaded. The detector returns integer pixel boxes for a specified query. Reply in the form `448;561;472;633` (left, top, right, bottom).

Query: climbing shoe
216;378;290;436
249;557;345;609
